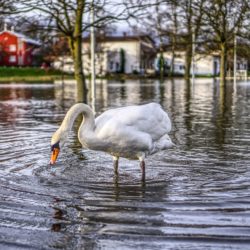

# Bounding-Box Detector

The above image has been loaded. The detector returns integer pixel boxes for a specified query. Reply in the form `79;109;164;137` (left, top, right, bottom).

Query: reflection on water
0;79;250;249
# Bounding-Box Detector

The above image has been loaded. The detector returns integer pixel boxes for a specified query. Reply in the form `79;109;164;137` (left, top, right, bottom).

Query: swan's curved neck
58;103;106;150
60;103;95;133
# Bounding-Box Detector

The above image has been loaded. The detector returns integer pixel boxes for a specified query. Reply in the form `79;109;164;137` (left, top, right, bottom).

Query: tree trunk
73;38;87;102
185;44;192;80
170;45;175;77
73;0;87;103
170;5;177;77
220;42;227;87
159;51;164;80
169;31;176;77
67;36;87;103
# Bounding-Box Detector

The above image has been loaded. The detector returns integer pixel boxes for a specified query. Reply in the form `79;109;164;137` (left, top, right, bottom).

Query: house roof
0;30;41;46
158;42;221;56
82;35;155;45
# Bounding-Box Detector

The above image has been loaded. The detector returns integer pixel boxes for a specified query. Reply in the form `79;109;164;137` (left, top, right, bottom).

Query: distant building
156;50;220;76
0;26;41;67
156;50;248;77
53;34;156;75
82;35;156;75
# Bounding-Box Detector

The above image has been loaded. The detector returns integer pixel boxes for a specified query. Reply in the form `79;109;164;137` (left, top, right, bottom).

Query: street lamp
191;28;196;84
233;30;237;87
90;0;96;112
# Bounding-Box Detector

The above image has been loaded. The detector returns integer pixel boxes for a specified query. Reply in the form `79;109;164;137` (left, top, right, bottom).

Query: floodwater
0;79;250;250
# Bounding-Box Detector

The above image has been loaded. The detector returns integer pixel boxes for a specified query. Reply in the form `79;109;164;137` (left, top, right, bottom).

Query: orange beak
50;148;60;165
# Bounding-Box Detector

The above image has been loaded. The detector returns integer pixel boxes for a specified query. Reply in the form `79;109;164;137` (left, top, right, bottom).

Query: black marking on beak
51;141;60;151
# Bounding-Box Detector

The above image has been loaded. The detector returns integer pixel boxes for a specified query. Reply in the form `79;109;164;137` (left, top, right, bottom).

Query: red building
0;28;41;66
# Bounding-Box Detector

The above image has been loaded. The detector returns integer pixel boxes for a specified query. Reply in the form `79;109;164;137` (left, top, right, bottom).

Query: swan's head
50;129;67;165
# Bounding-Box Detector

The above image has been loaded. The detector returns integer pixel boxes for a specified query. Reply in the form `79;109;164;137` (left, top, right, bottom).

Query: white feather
51;102;173;161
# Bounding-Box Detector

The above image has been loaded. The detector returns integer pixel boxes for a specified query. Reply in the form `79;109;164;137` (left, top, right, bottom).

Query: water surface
0;79;250;249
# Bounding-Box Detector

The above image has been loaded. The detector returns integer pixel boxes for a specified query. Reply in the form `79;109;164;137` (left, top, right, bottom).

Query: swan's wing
95;103;171;142
95;120;153;154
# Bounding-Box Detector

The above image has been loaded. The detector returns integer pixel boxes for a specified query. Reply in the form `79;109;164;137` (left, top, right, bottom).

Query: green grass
0;67;73;83
0;75;74;83
0;67;65;77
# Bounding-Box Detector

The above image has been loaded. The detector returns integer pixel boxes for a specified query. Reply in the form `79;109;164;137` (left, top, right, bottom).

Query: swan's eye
51;141;60;151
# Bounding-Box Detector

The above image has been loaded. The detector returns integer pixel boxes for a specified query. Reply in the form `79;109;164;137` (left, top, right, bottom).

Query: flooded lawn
0;79;250;249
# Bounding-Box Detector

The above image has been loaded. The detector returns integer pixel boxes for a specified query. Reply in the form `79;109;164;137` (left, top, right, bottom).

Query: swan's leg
139;155;146;181
113;156;119;174
140;161;145;181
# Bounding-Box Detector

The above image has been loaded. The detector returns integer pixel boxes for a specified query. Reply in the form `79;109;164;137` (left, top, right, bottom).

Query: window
116;62;120;71
9;44;16;52
9;56;16;63
109;61;114;70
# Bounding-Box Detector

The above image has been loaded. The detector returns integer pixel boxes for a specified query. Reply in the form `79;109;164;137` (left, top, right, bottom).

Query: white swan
50;103;173;180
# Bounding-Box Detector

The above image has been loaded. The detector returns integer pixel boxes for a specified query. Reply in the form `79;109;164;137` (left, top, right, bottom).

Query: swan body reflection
50;103;173;180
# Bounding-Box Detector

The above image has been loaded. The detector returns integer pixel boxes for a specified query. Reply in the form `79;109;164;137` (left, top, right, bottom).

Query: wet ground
0;79;250;249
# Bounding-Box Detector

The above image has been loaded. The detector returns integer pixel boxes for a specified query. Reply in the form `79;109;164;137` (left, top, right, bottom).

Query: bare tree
177;0;206;80
0;0;15;14
131;0;206;79
168;0;179;76
203;0;249;85
15;1;86;101
18;0;152;102
153;0;180;77
17;1;108;101
128;1;170;77
0;0;18;64
0;0;16;28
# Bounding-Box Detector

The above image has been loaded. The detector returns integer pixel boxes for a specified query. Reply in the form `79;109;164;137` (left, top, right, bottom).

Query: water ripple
0;80;250;249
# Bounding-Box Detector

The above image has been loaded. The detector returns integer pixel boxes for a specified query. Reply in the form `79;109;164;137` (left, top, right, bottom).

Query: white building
156;51;220;76
156;50;248;77
53;35;156;75
82;35;156;75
